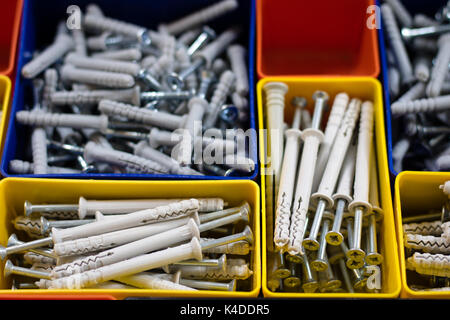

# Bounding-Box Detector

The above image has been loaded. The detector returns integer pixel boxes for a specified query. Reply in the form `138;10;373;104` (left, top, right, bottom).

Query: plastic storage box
0;0;23;78
394;171;450;299
0;178;261;299
256;0;380;78
1;0;258;180
379;0;448;178
257;77;401;298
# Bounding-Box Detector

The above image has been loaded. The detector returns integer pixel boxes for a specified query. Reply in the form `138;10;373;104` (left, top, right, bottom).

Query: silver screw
179;278;236;291
311;212;333;271
40;216;94;235
4;260;51;280
272;251;290;279
401;24;450;41
283;260;301;289
7;234;56;259
200;225;253;250
187;26;216;56
301;252;319;293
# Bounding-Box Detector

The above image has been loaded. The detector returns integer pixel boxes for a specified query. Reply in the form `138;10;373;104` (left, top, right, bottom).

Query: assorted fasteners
381;1;450;172
11;1;255;177
3;197;254;291
264;83;382;294
403;180;450;292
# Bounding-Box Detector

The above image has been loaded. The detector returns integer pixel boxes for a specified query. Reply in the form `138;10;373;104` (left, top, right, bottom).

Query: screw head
311;259;328;272
302;280;319;293
312;90;329;102
302;238;320;251
365;252;384;266
4;260;13;277
325;231;344;246
273;268;290;279
286;253;304;264
166;73;184;91
226;279;237;291
283;276;301;288
24;201;33;216
346;258;364;269
346;248;366;262
202;25;217;40
242;225;253;245
7;234;20;247
219;104;239;125
291;96;307;109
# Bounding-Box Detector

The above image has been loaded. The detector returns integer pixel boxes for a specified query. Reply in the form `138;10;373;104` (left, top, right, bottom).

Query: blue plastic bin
379;0;447;178
1;0;258;180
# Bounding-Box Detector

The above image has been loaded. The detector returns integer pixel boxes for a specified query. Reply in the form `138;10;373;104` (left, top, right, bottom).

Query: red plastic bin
0;0;23;77
256;0;379;78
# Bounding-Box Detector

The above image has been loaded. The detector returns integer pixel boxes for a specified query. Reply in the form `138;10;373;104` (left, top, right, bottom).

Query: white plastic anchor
305;98;361;251
159;0;238;35
61;65;135;88
273;97;305;250
325;145;356;246
92;48;142;61
25;197;222;219
51;199;200;244
98;99;185;131
177;96;209;165
404;234;450;254
262;82;288;185
83;141;170;174
287;91;328;256
440;180;450;197
43;68;58;109
132;141;203;176
381;4;414;85
51;219;199;278
385;0;413;27
50;87;141;106
24;251;56;266
403;220;443;236
65;53;141;76
22;33;74;79
396;82;426;102
391;94;450;115
171;262;252;281
427;34;450;97
16;110;109;131
42;237;203;289
53;212;200;257
347;101;374;262
406;252;450;278
227;45;248;97
312;92;350;193
43;226;251;289
414;55;431;82
204;70;236;129
83;13;162;47
443;221;450;241
392;138;410;172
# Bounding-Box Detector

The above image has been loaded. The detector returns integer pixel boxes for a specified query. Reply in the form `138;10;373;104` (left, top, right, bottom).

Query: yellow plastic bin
394;171;450;299
257;77;401;298
0;178;261;299
0;76;11;158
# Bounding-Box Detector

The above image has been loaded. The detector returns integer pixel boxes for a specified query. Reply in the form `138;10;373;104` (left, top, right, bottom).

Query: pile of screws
263;83;383;293
11;1;255;177
2;197;254;291
381;0;450;172
402;180;450;292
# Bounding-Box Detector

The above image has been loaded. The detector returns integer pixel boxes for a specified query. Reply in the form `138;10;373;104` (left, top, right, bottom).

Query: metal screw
179;278;236;291
187;26;216;56
4;260;51;280
301;252;319;293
